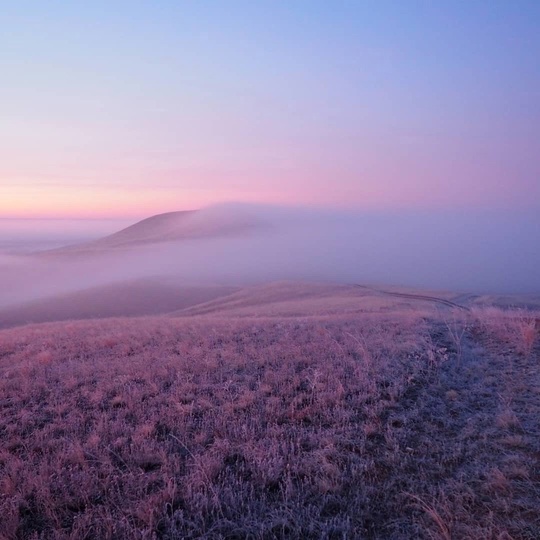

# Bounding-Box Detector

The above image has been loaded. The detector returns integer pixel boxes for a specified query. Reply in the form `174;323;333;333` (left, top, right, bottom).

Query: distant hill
40;207;265;255
0;280;238;329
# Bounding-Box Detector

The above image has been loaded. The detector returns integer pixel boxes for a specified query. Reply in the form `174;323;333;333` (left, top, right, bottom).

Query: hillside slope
0;280;237;328
0;301;538;538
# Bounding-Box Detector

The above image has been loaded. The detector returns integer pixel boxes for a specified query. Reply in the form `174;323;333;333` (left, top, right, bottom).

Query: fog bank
0;205;539;309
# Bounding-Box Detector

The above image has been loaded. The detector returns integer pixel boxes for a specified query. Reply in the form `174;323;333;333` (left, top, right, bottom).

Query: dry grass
0;301;539;539
471;306;539;357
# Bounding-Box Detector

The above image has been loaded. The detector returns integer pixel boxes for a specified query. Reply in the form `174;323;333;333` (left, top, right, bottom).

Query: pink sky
1;2;539;219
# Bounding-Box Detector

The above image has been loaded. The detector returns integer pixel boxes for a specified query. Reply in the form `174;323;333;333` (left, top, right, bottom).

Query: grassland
0;284;539;539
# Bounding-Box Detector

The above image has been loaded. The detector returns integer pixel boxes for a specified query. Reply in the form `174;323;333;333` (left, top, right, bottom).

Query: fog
0;205;539;311
0;218;132;254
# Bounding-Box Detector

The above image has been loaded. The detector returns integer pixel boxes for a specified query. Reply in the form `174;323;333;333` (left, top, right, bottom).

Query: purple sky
1;1;539;218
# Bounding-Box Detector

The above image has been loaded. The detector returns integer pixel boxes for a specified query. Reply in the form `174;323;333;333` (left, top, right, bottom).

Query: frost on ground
0;304;539;539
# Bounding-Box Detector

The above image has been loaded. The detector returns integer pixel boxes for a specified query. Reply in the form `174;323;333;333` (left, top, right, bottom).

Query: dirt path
370;320;540;538
354;284;471;311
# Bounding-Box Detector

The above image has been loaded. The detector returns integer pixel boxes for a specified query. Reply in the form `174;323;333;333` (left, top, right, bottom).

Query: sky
1;1;539;218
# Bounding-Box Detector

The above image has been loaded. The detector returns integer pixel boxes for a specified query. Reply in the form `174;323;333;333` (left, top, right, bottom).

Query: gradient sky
1;1;539;218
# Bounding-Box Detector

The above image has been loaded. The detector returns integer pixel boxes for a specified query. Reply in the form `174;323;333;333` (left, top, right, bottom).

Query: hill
39;206;265;255
0;280;237;329
172;281;427;318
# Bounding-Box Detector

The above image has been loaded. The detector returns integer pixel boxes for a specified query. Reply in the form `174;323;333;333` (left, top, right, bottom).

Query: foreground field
0;289;539;539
